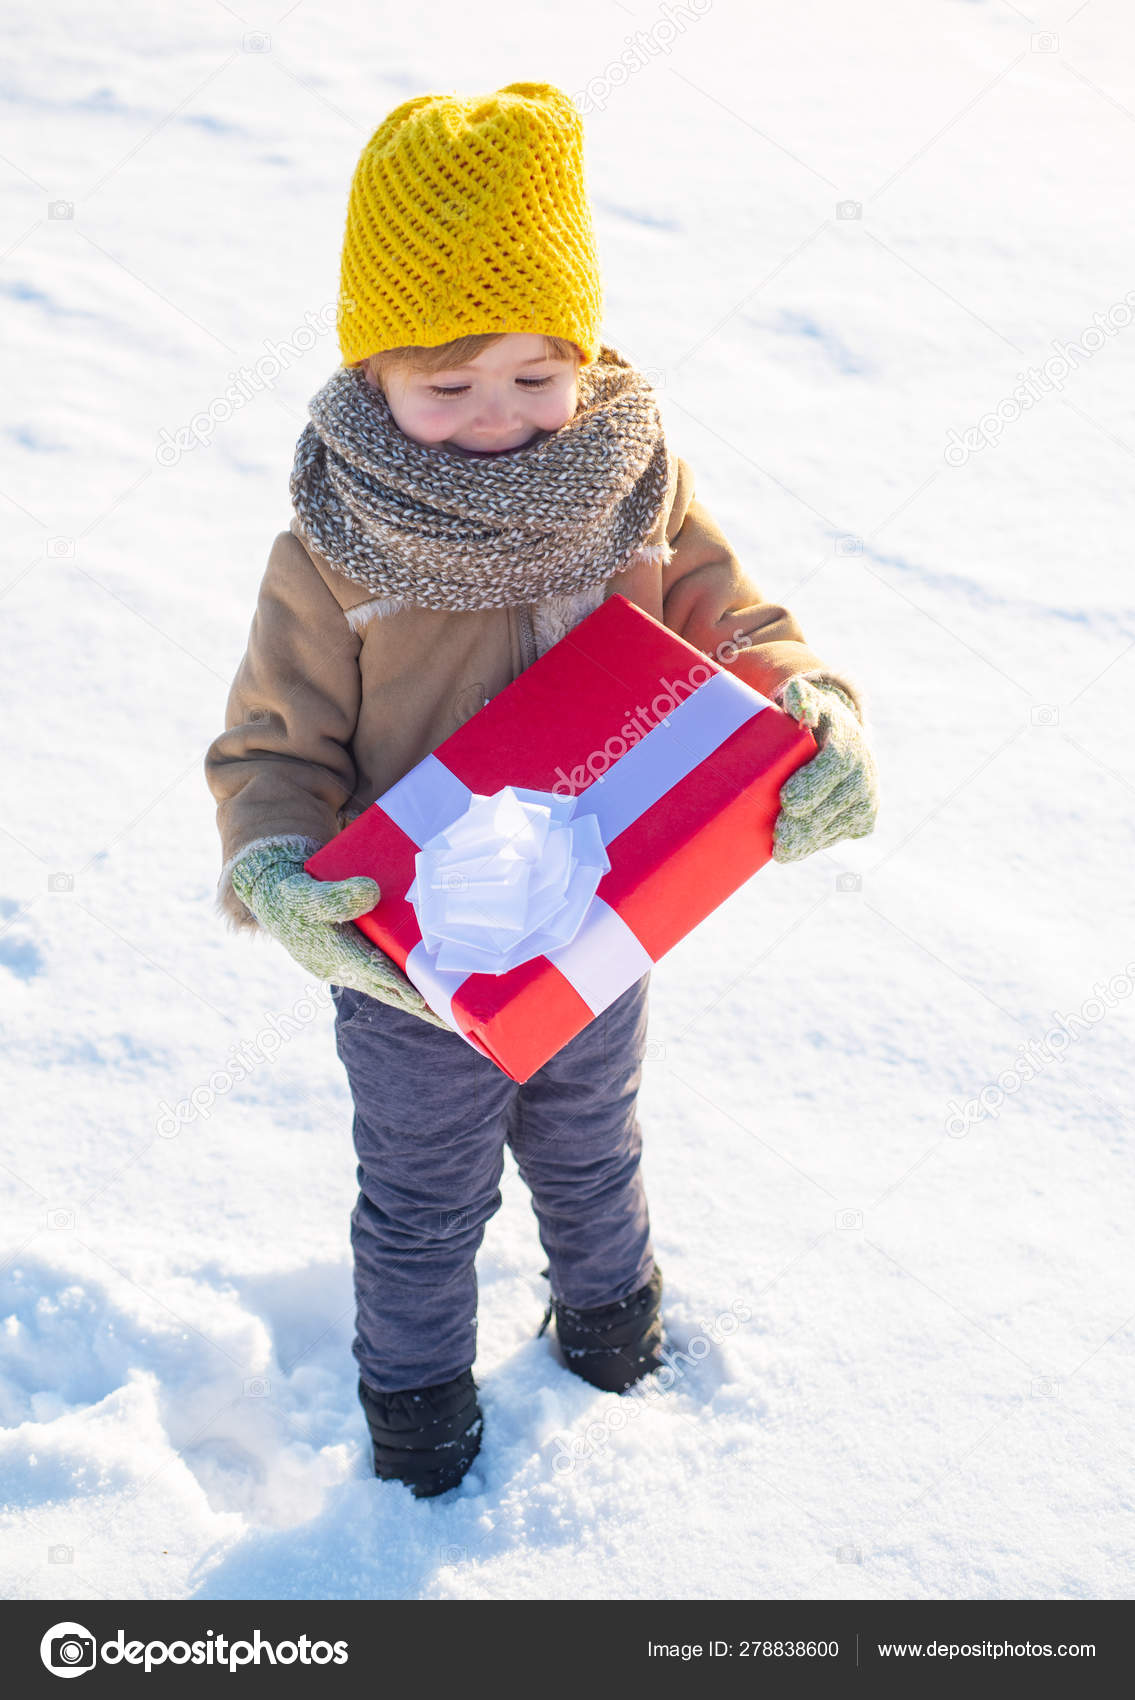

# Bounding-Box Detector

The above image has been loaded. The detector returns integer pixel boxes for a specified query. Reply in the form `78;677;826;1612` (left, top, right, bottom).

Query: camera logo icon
834;534;863;556
1030;704;1059;726
836;1208;863;1230
1031;32;1059;53
47;537;75;558
48;872;74;892
835;872;862;893
40;1621;96;1676
836;200;862;221
242;31;271;51
47;201;74;221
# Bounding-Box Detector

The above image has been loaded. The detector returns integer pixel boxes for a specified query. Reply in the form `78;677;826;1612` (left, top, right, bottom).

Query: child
204;82;879;1499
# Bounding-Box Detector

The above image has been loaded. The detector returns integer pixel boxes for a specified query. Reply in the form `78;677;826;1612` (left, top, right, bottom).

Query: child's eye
427;377;554;398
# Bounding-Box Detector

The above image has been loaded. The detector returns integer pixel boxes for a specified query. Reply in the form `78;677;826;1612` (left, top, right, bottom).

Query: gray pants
331;972;656;1392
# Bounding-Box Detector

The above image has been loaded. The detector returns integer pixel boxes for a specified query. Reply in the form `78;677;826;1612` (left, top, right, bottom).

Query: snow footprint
0;1264;126;1425
0;1256;349;1528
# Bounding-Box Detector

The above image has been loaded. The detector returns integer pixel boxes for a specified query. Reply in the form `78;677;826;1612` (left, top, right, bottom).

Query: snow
3;0;1134;1601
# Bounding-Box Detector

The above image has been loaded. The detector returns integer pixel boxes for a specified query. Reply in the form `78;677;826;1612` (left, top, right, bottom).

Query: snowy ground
2;0;1134;1601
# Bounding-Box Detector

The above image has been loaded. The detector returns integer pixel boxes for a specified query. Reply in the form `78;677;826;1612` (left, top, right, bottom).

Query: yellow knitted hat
336;82;604;368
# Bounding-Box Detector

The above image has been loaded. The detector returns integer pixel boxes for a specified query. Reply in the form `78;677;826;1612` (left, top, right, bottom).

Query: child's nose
475;395;517;425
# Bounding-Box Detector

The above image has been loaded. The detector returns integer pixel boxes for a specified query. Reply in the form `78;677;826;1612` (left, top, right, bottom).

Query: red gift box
306;593;816;1082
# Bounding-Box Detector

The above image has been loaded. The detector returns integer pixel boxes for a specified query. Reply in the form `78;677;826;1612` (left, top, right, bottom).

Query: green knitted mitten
773;678;880;864
229;841;451;1028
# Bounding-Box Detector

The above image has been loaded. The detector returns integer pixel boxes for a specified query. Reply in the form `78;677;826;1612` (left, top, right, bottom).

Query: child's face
382;333;581;458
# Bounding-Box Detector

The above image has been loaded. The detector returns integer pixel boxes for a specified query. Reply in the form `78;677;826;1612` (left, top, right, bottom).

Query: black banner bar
5;1598;1129;1695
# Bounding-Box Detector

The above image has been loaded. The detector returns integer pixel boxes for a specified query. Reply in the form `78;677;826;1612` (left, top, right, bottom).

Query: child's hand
772;677;879;863
230;842;451;1027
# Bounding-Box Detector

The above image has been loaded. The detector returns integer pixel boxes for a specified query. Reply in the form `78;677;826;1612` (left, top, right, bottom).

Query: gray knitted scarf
288;343;676;612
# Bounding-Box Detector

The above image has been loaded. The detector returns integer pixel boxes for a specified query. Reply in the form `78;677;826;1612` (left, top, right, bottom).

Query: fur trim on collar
344;594;412;633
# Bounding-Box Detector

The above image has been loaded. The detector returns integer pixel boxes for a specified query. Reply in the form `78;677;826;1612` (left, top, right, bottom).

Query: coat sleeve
660;460;866;719
203;529;364;934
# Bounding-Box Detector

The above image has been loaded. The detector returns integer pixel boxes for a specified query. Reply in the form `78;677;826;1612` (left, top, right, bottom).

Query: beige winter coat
204;455;863;933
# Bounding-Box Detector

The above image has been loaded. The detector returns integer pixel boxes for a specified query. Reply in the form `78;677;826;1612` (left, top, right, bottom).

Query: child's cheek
418;400;465;439
539;385;578;431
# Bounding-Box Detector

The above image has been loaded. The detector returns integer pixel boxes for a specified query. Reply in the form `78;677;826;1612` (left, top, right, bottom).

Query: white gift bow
404;784;612;976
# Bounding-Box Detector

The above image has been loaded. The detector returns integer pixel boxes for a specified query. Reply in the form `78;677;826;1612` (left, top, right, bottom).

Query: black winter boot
540;1265;664;1393
357;1369;482;1498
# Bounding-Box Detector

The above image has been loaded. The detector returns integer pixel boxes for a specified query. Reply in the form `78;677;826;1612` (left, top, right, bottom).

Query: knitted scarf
288;343;677;612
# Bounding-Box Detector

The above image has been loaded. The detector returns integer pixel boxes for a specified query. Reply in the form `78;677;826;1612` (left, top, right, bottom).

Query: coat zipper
516;601;538;673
